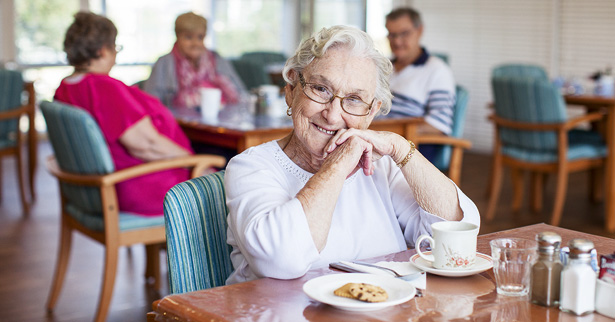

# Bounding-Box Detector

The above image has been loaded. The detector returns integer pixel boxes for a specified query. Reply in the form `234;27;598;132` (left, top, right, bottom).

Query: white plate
410;252;493;277
303;273;416;311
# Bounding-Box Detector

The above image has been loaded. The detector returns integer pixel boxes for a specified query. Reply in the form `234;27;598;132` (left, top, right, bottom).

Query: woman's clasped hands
322;128;409;177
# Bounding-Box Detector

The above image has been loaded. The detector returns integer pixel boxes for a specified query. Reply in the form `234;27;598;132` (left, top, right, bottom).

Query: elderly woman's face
176;28;206;61
285;46;381;160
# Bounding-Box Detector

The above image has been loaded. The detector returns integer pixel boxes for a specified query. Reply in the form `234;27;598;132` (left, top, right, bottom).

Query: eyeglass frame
115;44;123;53
386;29;414;41
297;72;374;116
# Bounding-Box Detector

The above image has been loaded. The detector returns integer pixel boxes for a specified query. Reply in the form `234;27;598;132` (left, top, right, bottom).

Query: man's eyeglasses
298;73;374;116
115;44;123;53
387;30;413;40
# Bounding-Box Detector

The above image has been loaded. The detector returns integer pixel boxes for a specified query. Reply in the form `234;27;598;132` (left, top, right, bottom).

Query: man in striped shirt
385;7;456;162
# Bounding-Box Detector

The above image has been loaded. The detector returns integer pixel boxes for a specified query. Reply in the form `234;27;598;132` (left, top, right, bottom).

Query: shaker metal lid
568;238;595;256
536;232;562;249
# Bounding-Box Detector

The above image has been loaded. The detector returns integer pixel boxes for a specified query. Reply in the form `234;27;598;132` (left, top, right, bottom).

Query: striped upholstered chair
0;69;35;213
414;85;472;186
492;63;549;81
486;77;607;226
40;101;225;322
163;170;233;294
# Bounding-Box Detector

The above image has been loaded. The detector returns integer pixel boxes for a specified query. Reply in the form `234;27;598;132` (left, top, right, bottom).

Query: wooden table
149;223;615;321
565;95;615;232
173;107;423;154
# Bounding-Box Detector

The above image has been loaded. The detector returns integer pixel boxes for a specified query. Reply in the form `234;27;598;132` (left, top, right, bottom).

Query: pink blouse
55;73;194;216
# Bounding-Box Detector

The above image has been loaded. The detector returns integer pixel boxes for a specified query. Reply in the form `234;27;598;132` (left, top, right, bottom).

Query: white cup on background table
200;87;222;121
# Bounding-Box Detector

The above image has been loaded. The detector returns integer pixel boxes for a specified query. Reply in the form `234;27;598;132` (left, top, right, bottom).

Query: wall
411;0;615;153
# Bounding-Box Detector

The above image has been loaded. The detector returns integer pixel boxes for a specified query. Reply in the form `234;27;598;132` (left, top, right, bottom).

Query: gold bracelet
397;140;416;168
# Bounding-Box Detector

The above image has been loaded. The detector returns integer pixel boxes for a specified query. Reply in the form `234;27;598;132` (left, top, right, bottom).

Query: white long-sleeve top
224;141;480;284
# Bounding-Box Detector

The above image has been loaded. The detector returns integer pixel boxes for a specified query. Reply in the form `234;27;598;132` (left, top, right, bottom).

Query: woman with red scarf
144;12;247;108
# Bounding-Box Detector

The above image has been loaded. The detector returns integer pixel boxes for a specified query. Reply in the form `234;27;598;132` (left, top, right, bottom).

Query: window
15;0;79;65
211;0;289;57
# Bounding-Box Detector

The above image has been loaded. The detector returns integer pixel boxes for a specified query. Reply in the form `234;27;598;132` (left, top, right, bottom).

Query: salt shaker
559;239;596;315
531;232;563;307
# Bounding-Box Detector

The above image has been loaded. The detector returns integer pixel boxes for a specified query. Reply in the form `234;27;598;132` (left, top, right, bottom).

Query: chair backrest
0;69;24;140
431;52;449;65
492;64;549;81
491;77;567;151
164;170;233;294
230;59;271;90
40;101;115;214
239;51;287;66
431;85;470;170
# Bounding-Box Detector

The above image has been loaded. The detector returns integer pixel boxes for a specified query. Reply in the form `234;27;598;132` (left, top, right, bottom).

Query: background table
173;107;423;154
565;95;615;232
149;223;615;321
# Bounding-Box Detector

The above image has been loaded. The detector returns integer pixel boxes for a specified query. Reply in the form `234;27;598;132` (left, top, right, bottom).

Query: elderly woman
144;12;247;108
55;12;193;216
224;25;480;284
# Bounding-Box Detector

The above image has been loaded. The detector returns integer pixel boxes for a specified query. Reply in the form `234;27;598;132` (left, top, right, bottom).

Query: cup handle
415;235;435;263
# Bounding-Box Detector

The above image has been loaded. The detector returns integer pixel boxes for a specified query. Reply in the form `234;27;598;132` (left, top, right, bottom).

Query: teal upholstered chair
415;85;472;186
486;77;607;226
0;69;35;213
492;63;548;81
432;52;449;65
237;51;287;88
163;170;233;294
41;101;225;322
230;59;271;90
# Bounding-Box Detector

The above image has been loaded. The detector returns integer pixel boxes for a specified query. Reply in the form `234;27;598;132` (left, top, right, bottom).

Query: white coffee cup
415;221;479;270
200;88;222;121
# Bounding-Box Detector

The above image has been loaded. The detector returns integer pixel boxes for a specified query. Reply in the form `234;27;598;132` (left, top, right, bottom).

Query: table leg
605;108;615;232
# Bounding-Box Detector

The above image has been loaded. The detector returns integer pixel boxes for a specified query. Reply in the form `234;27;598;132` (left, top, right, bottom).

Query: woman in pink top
55;11;194;216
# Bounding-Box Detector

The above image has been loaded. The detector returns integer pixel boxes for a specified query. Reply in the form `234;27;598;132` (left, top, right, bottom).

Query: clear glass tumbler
490;238;538;296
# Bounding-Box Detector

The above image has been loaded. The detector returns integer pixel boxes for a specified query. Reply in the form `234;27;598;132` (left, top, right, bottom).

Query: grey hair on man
282;25;394;115
385;7;423;29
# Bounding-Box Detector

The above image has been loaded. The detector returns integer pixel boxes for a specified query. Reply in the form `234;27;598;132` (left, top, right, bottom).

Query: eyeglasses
386;29;413;40
298;73;374;116
115;44;123;53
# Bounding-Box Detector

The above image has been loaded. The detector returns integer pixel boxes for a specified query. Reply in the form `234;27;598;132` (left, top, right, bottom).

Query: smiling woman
223;25;480;285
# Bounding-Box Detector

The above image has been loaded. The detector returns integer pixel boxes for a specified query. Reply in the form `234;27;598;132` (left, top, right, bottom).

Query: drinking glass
490;238;537;296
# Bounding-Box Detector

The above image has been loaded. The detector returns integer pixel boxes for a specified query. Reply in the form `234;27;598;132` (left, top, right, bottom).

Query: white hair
282;25;393;114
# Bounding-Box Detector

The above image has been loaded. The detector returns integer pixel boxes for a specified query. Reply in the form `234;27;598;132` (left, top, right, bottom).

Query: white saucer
303;273;416;311
410;252;493;277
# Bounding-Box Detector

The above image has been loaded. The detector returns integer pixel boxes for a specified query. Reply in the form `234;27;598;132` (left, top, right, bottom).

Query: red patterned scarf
172;43;239;108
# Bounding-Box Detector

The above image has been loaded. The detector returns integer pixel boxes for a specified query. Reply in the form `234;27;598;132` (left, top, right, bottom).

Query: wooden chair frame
414;135;472;186
486;111;606;226
0;81;35;213
46;154;226;322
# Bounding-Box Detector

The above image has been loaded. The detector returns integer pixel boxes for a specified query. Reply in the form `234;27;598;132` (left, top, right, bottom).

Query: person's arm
325;129;463;221
119;116;191;161
296;136;375;251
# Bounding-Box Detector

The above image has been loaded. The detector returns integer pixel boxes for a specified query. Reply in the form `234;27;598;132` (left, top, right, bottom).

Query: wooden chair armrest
47;154;226;187
414;135;472;149
0;105;29;120
489;112;605;132
489;114;565;131
563;111;606;130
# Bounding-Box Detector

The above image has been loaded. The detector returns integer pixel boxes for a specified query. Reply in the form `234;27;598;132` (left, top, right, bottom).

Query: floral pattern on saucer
443;245;475;269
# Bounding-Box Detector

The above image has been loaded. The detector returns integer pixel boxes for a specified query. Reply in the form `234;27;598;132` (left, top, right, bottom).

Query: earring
286;106;292;116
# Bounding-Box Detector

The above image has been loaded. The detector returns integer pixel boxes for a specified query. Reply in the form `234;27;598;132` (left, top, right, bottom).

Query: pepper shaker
531;232;563;307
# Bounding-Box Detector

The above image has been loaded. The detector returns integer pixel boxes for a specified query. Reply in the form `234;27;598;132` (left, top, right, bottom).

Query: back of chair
491;77;567;151
164;171;233;294
0;69;24;141
230;59;271;90
40;101;115;214
492;64;549;81
240;51;287;66
431;85;470;170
